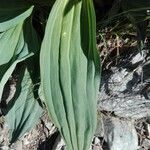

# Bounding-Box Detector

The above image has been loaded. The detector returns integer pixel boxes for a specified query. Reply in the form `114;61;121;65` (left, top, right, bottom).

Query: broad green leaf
0;53;33;102
5;68;43;143
0;6;40;101
0;23;23;66
0;1;41;144
0;3;33;31
0;6;34;66
40;0;100;149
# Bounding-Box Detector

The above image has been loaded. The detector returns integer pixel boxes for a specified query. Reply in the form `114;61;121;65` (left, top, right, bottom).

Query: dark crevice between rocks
37;131;59;150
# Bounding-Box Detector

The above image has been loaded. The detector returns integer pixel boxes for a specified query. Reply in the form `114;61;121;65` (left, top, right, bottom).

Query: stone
98;49;150;119
102;117;138;150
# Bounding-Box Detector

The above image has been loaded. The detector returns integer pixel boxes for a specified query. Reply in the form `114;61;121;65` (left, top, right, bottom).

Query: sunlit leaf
40;0;100;149
0;53;33;101
0;6;40;101
0;2;33;31
5;68;43;143
0;23;23;66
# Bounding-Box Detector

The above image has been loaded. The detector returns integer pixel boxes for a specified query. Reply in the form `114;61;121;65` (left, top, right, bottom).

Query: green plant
0;0;149;149
0;0;100;149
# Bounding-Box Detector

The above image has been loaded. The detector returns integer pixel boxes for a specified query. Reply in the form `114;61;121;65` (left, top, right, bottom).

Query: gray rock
98;48;150;119
103;117;138;150
95;113;104;137
140;138;150;150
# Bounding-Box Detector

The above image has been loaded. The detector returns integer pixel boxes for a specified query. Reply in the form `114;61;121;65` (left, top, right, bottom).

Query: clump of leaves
0;0;149;149
0;0;100;149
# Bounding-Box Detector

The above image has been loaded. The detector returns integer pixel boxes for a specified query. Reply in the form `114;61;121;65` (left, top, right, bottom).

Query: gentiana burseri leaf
0;5;40;101
0;3;42;142
40;0;100;149
5;68;43;143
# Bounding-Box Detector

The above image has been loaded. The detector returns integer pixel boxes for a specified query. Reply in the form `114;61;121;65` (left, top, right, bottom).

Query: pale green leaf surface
0;23;23;66
0;17;40;101
0;5;33;31
0;5;34;65
0;1;41;143
40;0;100;149
5;68;43;143
0;53;33;101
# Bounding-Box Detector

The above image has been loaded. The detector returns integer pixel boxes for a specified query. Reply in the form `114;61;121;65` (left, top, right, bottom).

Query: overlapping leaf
0;1;32;31
0;5;34;66
0;1;42;143
5;68;43;143
0;5;40;101
40;0;100;149
0;23;24;66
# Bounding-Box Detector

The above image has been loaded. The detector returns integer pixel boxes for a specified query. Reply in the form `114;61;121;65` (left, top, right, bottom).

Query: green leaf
5;68;43;143
0;5;34;66
0;3;33;31
40;0;100;149
0;23;23;66
0;7;40;101
0;53;33;102
0;0;41;144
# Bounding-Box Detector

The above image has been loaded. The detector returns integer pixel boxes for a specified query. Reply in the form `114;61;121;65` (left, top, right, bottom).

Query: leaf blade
5;68;43;143
40;0;100;149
